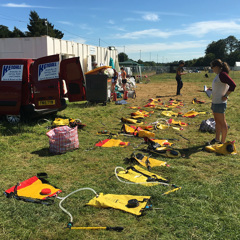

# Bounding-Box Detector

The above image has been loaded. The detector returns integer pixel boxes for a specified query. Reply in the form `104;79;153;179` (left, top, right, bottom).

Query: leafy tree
205;39;227;60
0;11;63;39
224;35;239;54
53;29;64;39
202;53;215;66
118;52;128;62
11;27;26;38
193;57;204;67
144;61;156;66
185;59;197;67
44;21;64;39
226;50;240;66
26;11;63;38
26;11;44;37
0;25;12;38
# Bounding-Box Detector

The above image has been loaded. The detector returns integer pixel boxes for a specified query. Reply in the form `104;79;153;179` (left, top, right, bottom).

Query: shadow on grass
180;144;207;158
67;102;89;108
156;95;177;98
32;147;78;157
68;101;109;108
31;147;55;157
0;114;57;136
0;120;37;136
140;144;207;159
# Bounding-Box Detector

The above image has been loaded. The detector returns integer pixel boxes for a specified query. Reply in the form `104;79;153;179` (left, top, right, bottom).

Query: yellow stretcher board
85;66;112;75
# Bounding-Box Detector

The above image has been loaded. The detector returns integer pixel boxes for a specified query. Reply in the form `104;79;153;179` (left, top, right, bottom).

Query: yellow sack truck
87;193;150;216
127;152;167;169
115;165;181;195
205;141;237;155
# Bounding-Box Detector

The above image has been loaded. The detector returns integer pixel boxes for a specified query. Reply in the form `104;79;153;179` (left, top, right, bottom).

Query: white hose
150;118;170;129
37;118;50;126
157;118;170;127
58;187;98;223
114;166;169;186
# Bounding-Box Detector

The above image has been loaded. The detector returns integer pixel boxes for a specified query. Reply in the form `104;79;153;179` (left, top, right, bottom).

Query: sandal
210;138;222;145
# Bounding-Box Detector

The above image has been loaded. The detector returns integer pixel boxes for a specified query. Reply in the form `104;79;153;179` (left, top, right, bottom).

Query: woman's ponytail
222;62;230;74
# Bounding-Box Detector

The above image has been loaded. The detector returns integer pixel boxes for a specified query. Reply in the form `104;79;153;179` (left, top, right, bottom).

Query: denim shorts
211;103;227;113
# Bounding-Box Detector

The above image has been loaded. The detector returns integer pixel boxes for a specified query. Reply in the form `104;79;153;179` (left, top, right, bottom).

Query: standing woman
120;67;127;92
111;68;118;93
209;59;236;144
175;60;186;95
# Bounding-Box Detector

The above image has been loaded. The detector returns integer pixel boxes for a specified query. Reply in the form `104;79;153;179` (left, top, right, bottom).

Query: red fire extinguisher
123;91;128;100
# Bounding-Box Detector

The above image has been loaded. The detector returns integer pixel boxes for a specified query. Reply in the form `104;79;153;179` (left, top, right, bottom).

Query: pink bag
46;126;79;154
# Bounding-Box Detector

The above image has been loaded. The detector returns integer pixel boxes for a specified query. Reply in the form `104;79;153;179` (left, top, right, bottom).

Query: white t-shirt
212;74;229;104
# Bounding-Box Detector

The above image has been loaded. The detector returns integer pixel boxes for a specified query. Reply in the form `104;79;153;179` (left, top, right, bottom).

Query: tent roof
235;62;240;67
119;60;139;66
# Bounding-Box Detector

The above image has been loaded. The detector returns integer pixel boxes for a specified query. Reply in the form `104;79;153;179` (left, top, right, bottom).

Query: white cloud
120;40;208;53
58;21;73;26
2;3;31;7
1;3;53;8
182;20;240;37
107;26;126;32
116;29;171;39
142;13;159;22
115;19;240;40
123;17;142;22
135;10;189;17
157;12;189;17
108;19;115;25
124;12;160;22
69;37;87;44
77;24;95;35
79;24;91;30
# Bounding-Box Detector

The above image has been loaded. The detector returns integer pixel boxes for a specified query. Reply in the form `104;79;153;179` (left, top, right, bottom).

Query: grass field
0;72;239;240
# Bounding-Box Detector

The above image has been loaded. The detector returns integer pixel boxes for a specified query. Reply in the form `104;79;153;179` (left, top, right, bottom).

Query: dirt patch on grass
128;81;206;106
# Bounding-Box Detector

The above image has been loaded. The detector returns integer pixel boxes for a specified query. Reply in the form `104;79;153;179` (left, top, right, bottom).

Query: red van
0;55;86;123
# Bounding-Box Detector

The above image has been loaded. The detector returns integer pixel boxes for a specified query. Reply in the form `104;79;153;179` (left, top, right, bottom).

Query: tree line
118;35;240;67
0;11;64;39
185;36;240;67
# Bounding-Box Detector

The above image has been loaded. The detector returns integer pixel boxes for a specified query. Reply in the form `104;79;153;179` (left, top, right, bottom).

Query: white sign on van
38;62;59;81
1;65;23;81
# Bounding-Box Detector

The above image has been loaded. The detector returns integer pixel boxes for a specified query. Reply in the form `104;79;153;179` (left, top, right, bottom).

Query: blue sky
1;0;240;62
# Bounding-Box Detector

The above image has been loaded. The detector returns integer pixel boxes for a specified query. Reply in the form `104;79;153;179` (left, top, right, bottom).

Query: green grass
0;72;239;240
